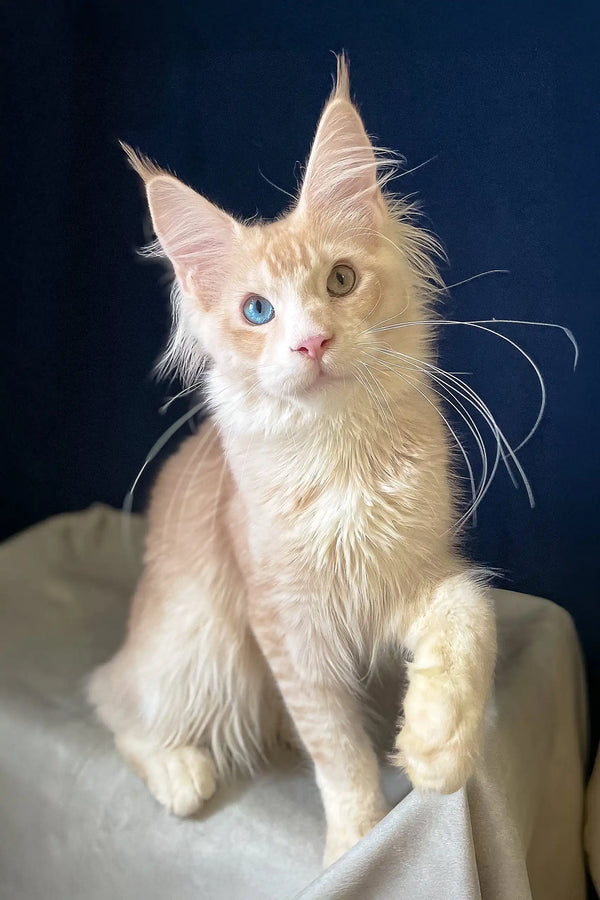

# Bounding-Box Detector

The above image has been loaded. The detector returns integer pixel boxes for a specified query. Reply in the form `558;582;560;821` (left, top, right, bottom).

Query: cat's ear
298;57;384;226
121;143;237;296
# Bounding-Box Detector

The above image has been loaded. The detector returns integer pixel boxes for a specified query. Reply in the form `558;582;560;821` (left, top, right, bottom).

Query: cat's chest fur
281;467;397;552
228;420;448;600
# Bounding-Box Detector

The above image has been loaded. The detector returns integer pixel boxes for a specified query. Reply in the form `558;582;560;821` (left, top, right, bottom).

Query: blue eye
242;295;275;326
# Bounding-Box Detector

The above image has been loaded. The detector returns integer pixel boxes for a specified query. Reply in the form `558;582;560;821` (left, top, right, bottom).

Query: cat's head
127;57;442;426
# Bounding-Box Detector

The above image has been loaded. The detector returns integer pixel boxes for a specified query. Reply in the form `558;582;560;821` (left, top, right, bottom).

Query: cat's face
194;214;401;406
128;59;437;416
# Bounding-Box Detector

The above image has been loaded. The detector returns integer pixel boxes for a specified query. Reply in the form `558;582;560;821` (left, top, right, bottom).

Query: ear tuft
122;147;238;295
120;141;166;183
298;61;383;225
332;52;351;102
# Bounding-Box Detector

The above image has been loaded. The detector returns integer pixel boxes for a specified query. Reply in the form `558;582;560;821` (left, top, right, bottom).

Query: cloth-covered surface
585;744;600;892
0;505;587;899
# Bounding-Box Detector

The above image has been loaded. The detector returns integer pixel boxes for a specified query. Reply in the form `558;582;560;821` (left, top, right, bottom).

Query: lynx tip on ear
119;141;165;183
333;52;351;102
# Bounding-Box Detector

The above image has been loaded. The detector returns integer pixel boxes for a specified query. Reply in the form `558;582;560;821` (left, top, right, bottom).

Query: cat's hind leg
89;427;280;814
88;564;277;816
88;437;280;814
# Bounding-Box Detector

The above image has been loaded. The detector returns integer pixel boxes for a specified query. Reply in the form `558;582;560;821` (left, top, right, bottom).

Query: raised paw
393;669;484;794
116;737;217;817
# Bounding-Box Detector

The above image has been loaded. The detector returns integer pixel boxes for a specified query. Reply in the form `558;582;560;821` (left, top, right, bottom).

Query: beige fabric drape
0;506;587;899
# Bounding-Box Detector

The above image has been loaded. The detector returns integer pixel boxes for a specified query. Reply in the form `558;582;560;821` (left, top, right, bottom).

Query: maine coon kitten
88;57;496;867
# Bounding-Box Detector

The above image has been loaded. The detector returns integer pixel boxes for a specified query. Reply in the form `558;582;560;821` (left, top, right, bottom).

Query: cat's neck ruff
208;366;438;490
211;370;406;450
208;359;453;571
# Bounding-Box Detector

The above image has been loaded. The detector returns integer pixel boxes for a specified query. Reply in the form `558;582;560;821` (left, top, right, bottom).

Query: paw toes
143;745;217;817
180;746;217;801
394;729;477;794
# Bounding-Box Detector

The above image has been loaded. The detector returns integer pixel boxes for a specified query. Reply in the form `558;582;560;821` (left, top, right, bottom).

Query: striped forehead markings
263;236;318;279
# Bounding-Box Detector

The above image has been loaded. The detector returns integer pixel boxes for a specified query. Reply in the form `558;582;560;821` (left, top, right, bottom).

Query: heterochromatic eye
242;295;275;326
326;264;356;296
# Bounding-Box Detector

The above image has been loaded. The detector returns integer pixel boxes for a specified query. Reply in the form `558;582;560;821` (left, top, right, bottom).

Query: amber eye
326;264;356;297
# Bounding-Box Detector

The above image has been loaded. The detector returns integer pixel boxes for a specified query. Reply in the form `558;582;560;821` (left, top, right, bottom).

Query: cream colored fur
88;57;496;867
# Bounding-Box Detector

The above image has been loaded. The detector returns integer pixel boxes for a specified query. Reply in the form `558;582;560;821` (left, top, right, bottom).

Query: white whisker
364;353;481;525
121;398;207;564
444;270;510;291
371;350;500;525
159;379;206;415
373;346;536;520
173;426;220;546
359;360;396;449
371;318;578;452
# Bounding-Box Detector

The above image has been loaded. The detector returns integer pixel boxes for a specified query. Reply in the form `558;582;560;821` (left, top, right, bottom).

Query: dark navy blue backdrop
3;2;599;734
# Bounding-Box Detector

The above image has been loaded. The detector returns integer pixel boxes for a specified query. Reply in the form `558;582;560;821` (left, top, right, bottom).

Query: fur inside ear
298;57;384;226
121;143;237;297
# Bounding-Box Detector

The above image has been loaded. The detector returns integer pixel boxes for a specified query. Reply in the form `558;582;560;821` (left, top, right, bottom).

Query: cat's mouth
273;359;346;401
300;364;346;396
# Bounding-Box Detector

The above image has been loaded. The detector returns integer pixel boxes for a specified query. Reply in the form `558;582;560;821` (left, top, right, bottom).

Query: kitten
88;56;496;867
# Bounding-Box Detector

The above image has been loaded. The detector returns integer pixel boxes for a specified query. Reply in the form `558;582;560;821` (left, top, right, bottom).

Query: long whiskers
172;426;220;546
369;350;506;527
159;377;206;415
122;398;207;566
444;270;509;291
370;344;539;524
364;353;482;527
371;318;578;452
356;360;395;450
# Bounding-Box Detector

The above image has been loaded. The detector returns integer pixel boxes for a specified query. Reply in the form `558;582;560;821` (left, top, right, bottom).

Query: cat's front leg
249;603;388;868
394;572;496;793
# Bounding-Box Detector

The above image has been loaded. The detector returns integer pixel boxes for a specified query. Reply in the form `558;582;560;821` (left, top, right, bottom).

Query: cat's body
89;59;496;866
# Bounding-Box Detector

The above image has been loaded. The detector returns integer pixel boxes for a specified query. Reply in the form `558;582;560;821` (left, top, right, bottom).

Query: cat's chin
289;373;353;414
305;372;343;392
258;373;346;414
290;368;343;394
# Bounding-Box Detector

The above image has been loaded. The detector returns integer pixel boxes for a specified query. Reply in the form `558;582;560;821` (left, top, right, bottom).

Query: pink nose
292;333;332;362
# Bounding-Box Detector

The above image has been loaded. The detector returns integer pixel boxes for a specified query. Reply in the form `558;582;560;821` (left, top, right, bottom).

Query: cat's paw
117;737;217;817
144;745;217;816
393;669;482;794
